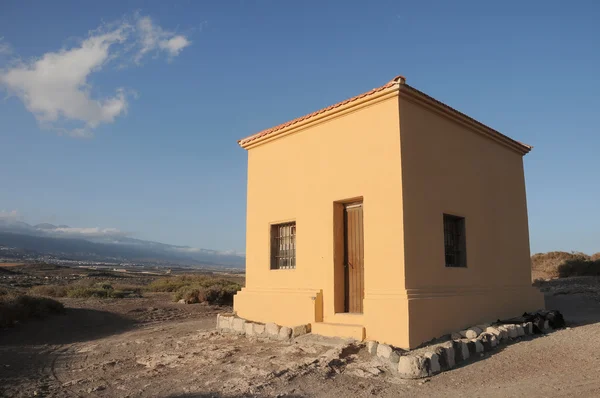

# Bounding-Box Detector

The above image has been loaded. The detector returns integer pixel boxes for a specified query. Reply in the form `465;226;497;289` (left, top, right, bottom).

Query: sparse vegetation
148;275;207;292
531;251;600;279
4;263;244;307
0;292;65;327
557;258;600;278
173;284;242;305
149;275;242;305
87;271;128;278
29;284;69;297
29;282;143;299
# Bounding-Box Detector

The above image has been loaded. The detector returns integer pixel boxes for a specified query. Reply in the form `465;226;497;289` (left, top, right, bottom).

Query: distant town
0;244;244;273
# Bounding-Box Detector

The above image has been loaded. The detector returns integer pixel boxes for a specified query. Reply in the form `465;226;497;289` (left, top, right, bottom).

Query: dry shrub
174;284;241;305
66;282;142;299
112;283;144;296
165;276;242;305
558;258;600;278
148;275;203;292
0;293;65;327
531;251;591;279
29;282;142;299
66;286;112;298
29;284;68;297
87;271;127;278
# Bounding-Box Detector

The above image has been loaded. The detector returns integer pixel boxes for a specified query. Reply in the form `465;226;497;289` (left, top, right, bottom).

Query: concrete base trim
234;287;323;326
311;322;365;341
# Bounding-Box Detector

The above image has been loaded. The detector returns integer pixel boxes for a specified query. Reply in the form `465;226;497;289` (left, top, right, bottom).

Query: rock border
216;313;310;341
368;315;558;379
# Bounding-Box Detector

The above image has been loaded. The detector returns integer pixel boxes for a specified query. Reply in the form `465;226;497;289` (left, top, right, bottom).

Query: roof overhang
238;76;532;156
398;84;532;156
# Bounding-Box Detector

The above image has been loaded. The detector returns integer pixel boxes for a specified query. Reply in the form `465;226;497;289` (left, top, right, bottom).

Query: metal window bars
271;222;296;269
444;214;466;267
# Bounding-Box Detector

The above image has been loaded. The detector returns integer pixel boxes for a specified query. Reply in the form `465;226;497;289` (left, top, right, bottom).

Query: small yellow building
234;75;544;349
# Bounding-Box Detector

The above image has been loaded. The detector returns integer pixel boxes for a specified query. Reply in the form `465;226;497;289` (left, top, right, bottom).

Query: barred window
270;222;296;269
443;214;466;267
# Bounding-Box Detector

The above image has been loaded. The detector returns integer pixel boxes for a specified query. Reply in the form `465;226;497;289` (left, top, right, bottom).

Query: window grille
270;222;296;269
443;214;466;267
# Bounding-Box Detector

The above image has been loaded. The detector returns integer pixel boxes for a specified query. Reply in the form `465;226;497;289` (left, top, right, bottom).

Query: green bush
0;293;65;327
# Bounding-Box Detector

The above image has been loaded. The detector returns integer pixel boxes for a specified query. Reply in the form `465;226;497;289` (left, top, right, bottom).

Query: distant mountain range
0;219;245;268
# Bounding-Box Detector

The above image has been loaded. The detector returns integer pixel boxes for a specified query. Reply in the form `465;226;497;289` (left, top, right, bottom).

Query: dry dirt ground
2;280;600;398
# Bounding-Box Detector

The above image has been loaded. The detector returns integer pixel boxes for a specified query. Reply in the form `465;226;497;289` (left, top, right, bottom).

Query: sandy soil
1;281;600;398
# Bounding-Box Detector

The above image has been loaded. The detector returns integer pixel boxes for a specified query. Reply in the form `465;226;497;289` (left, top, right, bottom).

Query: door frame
333;197;364;314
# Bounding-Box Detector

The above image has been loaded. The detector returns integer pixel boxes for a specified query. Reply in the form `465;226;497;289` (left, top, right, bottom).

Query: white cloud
0;37;11;55
220;249;246;257
135;16;191;62
171;246;201;253
160;36;191;57
1;30;128;137
0;209;20;221
51;226;128;238
0;15;190;137
170;246;245;257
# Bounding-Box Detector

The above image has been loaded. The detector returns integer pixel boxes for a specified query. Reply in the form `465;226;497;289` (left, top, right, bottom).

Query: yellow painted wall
235;82;543;350
398;92;544;347
234;93;411;346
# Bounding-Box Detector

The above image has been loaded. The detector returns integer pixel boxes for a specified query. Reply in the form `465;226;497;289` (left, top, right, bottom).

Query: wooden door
344;202;364;313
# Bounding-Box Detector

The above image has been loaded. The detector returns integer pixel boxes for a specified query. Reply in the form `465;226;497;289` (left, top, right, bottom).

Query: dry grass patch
0;293;65;327
29;282;143;299
532;251;600;279
149;275;243;305
29;284;69;297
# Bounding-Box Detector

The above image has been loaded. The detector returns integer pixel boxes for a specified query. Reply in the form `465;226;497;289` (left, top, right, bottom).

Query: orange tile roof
238;76;406;146
238;75;531;154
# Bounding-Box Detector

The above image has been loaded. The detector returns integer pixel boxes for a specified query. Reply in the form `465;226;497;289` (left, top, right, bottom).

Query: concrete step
311;322;365;341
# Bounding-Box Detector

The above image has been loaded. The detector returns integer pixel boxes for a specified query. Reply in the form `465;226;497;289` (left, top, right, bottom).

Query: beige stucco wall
234;93;411;347
235;84;543;350
398;93;544;347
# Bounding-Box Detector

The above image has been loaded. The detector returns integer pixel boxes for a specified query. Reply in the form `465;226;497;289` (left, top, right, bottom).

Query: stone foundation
368;315;557;379
216;313;311;341
218;311;561;379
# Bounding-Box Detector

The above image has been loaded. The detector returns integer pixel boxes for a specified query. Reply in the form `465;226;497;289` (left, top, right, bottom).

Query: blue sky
0;1;598;254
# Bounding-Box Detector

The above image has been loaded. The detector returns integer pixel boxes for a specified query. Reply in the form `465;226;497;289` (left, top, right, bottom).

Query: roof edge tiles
238;75;531;155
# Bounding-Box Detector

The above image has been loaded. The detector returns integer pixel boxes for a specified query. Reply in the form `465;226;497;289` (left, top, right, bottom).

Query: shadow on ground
167;395;306;398
0;307;136;346
0;307;137;397
545;291;600;327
